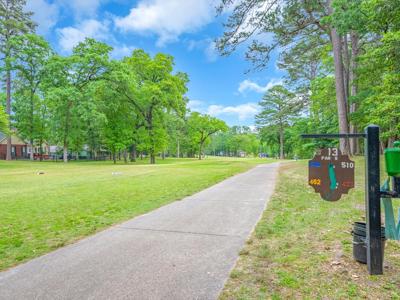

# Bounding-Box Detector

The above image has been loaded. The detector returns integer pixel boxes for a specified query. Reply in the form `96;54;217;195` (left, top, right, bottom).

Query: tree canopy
219;0;400;157
0;104;8;133
1;0;398;162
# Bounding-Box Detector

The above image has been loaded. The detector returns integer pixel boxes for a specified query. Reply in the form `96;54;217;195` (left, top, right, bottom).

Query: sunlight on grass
220;158;400;299
0;157;272;271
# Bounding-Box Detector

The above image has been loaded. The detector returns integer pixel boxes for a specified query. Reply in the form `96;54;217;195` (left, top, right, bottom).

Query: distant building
0;132;28;159
238;151;246;158
0;131;50;160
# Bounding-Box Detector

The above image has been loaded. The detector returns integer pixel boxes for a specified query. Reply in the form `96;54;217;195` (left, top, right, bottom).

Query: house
238;150;247;158
0;132;28;159
0;131;51;160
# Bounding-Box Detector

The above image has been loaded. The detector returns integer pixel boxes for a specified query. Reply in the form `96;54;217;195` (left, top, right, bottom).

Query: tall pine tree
0;0;36;160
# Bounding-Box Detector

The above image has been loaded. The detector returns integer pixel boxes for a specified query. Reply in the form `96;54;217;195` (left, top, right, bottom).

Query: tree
355;31;400;148
188;112;228;160
0;0;35;160
96;77;136;164
256;85;301;159
43;38;111;162
207;126;260;157
103;104;134;164
0;104;8;133
217;0;351;153
111;50;188;164
278;34;329;93
11;34;52;160
165;112;187;158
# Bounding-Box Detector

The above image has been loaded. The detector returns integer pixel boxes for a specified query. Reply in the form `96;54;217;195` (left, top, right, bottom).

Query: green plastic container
385;141;400;177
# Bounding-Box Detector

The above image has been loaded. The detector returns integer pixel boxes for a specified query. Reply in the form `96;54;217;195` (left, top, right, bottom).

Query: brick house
0;132;28;159
0;132;50;160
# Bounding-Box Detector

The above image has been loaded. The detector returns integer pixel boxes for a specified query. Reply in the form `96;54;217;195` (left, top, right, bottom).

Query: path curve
0;162;279;300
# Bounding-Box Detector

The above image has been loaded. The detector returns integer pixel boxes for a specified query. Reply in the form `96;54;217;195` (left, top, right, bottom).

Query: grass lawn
0;156;271;271
221;158;400;299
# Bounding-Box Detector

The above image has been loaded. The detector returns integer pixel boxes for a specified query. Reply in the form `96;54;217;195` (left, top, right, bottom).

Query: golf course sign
308;148;355;201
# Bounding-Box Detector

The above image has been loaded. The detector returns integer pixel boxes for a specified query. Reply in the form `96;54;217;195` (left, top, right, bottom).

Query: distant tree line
206;126;262;157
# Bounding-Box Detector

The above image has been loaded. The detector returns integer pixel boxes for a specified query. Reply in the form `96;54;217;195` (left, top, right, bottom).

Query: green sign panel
308;148;355;201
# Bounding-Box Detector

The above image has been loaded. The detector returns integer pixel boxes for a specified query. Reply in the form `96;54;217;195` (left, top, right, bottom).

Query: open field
221;159;400;299
0;157;271;271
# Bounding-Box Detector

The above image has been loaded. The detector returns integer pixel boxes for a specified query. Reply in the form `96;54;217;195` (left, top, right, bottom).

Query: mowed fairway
0;157;270;271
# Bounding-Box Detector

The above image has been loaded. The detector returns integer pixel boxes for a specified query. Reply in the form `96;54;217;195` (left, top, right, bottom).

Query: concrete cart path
0;162;280;300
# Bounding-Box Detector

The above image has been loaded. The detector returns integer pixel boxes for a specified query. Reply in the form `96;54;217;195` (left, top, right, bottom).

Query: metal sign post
365;125;382;275
302;125;383;275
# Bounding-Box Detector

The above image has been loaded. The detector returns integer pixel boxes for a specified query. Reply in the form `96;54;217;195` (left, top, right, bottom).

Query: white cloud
187;100;206;113
187;39;219;62
207;102;260;121
115;0;216;46
111;44;136;59
238;78;283;94
204;41;218;62
60;0;103;19
188;100;259;122
57;19;110;52
187;39;202;51
26;0;60;34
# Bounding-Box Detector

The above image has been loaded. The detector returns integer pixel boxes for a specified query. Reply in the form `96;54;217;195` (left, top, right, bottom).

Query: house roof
0;131;52;146
0;132;5;143
0;131;27;145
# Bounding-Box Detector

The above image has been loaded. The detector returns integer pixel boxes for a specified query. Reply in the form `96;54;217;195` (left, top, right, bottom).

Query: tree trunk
279;124;284;159
29;93;34;161
177;139;180;158
131;144;137;162
162;151;165;160
63;142;68;163
29;140;34;160
329;19;349;154
148;110;156;164
113;152;116;164
349;31;360;155
380;141;385;155
63;104;71;163
39;141;43;162
388;137;395;148
342;34;350;105
198;142;203;160
123;149;128;163
6;70;12;161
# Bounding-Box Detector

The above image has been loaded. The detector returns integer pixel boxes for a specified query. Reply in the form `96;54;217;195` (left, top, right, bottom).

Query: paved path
0;162;279;300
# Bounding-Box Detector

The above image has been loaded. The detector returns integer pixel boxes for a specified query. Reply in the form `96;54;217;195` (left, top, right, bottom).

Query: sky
26;0;284;126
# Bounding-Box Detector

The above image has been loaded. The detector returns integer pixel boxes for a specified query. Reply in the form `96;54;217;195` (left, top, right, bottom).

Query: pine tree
217;0;351;153
0;0;36;160
256;85;302;159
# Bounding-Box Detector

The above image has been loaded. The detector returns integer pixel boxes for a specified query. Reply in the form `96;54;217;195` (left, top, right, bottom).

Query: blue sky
27;0;284;126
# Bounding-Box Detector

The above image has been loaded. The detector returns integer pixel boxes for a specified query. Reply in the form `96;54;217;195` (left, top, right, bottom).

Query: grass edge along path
0;157;270;272
220;160;400;299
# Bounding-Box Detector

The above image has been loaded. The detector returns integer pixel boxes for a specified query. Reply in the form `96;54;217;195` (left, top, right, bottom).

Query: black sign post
365;125;382;275
302;125;383;275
